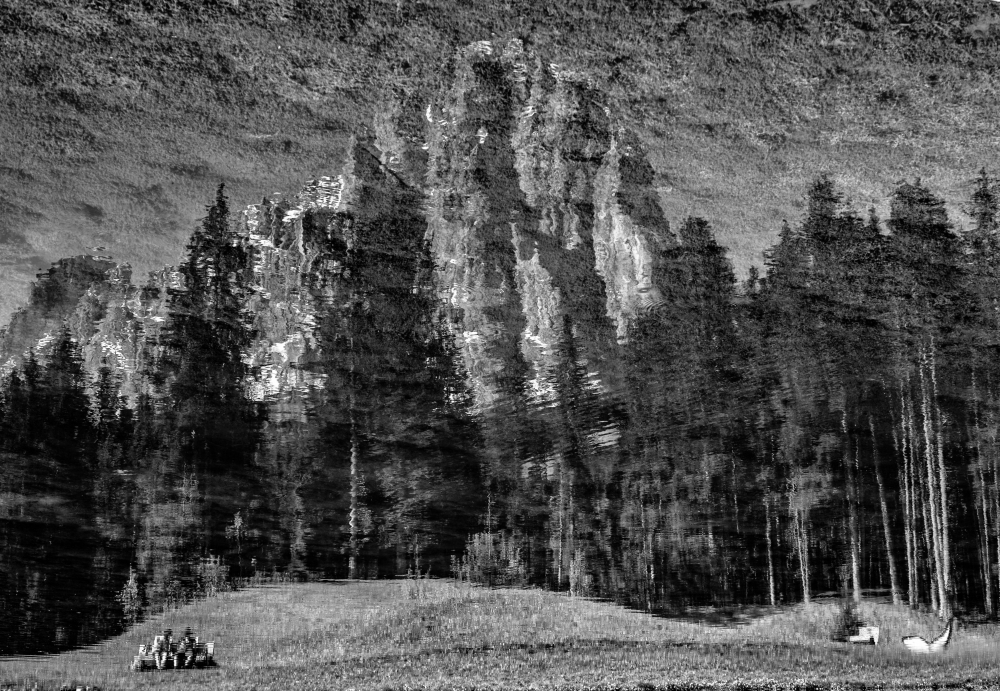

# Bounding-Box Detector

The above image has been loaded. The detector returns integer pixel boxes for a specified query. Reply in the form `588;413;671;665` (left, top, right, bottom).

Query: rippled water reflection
2;40;997;658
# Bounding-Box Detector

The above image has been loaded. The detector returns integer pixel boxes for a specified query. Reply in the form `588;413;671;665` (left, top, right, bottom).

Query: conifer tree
0;369;28;453
968;169;998;240
18;350;43;453
674;216;737;331
802;174;841;244
762;220;809;299
962;170;1000;345
152;182;264;579
744;265;760;296
44;325;92;461
159;183;258;412
885;178;965;336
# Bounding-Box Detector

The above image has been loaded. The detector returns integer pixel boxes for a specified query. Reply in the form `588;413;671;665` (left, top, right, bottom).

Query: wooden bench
131;641;215;670
848;626;879;645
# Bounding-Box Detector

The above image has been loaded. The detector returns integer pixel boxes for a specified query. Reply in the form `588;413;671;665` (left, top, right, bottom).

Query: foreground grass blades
4;579;1000;690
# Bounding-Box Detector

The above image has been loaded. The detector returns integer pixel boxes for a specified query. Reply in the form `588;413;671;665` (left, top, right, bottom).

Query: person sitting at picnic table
151;628;173;669
173;628;198;668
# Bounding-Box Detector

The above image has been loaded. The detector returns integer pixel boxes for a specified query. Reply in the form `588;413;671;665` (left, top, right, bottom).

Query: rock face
240;137;431;415
420;39;673;414
0;255;176;402
1;256;131;370
0;40;675;420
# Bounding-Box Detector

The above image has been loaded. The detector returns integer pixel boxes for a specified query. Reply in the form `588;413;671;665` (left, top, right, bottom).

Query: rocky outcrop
0;40;676;424
422;40;532;413
592;130;671;342
242;182;335;407
0;256;121;368
419;39;674;413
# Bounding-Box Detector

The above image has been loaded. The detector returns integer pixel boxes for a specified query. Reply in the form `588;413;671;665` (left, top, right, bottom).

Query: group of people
150;627;200;669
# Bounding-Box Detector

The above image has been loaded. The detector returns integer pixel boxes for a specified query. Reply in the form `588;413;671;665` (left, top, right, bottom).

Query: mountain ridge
3;0;1000;324
0;39;677;420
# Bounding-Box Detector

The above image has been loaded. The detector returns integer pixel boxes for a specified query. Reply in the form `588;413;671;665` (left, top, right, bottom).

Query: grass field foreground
4;579;1000;691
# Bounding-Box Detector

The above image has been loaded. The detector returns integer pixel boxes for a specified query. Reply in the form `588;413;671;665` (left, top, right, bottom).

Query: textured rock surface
0;41;675;418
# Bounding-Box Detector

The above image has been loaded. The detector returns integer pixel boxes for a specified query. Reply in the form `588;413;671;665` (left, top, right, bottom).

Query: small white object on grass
901;617;954;653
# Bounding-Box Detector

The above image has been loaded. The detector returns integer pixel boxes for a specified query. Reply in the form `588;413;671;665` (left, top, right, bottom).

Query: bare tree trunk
348;340;360;580
766;495;777;606
571;480;580;599
905;381;923;607
656;492;665;609
917;443;939;614
893;420;914;605
970;369;994;614
991;426;1000;610
908;448;919;607
790;486;811;606
557;453;565;587
798;511;811;604
918;352;946;616
975;454;994;614
928;345;951;617
896;382;918;607
871;415;901;605
968;366;993;615
842;413;863;604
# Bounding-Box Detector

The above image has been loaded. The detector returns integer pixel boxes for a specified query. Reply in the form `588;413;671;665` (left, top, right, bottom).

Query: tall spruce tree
0;369;29;453
154;184;264;576
762;219;809;299
44;325;93;463
968;169;998;241
962;170;1000;347
162;183;256;409
886;179;966;339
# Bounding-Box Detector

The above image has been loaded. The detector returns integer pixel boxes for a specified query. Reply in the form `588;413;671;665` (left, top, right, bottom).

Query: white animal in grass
901;617;954;653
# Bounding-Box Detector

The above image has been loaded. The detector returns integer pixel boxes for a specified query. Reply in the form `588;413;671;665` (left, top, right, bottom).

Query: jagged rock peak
0;256;123;368
400;38;678;414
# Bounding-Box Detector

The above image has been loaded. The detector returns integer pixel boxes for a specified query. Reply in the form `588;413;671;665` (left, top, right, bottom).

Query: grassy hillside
2;0;999;324
4;579;1000;690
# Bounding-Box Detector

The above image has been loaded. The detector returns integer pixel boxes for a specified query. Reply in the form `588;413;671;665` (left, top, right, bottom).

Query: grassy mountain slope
2;0;999;324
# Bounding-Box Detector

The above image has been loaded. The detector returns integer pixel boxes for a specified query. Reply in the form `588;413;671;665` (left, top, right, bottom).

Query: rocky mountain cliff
0;40;677;420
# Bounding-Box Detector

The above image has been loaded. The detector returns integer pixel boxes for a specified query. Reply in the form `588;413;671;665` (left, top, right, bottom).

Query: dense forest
3;42;1000;655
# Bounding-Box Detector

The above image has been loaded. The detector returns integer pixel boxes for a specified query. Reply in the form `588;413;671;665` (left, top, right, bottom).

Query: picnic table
130;640;215;671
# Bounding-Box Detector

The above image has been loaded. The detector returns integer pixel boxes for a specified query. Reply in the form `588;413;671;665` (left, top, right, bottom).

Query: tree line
3;168;1000;648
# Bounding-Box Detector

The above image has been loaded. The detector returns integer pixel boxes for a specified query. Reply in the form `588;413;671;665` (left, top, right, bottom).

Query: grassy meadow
4;579;1000;691
2;1;1000;323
